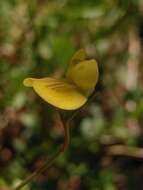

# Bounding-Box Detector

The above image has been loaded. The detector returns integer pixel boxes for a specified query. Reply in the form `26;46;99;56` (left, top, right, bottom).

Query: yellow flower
23;49;99;110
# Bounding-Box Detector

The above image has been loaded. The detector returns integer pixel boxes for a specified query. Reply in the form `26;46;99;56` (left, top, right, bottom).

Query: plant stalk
13;111;70;190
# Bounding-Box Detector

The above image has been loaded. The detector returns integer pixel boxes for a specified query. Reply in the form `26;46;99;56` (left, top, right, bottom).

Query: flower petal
66;59;99;91
23;78;36;87
24;77;87;110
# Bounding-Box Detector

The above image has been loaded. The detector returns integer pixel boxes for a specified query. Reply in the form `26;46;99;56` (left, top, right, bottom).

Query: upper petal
66;59;99;91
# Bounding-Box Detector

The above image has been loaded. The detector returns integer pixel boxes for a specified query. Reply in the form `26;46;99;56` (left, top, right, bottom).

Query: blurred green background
0;0;143;189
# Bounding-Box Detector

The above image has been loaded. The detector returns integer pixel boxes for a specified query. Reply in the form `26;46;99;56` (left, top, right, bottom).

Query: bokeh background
0;0;143;189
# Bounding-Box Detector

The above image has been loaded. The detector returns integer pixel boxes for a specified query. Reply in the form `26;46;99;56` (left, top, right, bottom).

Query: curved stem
13;148;62;190
61;123;70;151
13;112;70;190
59;112;70;151
13;87;96;190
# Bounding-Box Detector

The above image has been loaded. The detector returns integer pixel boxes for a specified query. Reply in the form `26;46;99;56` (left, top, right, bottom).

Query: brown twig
107;145;143;158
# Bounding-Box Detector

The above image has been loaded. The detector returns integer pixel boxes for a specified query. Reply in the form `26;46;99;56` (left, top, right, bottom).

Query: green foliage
0;0;143;189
